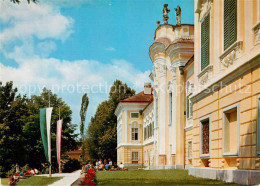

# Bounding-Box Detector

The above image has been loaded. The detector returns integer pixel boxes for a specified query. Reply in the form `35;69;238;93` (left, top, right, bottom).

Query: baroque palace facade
115;0;260;184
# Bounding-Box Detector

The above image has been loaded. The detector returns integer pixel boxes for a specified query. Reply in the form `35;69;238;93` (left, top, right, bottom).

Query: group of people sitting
82;158;127;172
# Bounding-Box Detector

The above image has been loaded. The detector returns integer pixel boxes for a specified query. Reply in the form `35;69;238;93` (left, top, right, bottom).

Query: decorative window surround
222;103;240;157
199;0;212;22
219;41;243;68
197;65;213;85
200;115;211;158
253;22;260;45
257;94;260;156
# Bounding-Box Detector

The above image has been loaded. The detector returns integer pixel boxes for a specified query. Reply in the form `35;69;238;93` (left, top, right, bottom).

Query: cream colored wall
194;0;259;89
127;110;143;143
192;66;260;170
144;143;154;165
184;63;194;167
192;0;260;170
121;110;126;143
123;146;143;165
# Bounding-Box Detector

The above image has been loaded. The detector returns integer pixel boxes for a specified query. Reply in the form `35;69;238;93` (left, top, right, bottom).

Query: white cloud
0;0;73;54
0;0;151;132
106;47;116;52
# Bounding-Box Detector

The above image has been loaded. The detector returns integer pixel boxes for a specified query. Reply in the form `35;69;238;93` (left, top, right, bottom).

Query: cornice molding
191;54;260;103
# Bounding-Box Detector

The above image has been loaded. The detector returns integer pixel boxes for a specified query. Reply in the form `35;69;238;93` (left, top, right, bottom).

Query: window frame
186;94;193;120
223;0;237;51
200;12;210;71
130;112;139;118
131;127;138;141
257;95;260;156
169;92;173;125
222;103;240;157
200;114;211;158
131;151;139;161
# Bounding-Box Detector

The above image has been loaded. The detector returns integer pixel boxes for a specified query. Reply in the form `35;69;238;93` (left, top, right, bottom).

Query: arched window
131;121;139;141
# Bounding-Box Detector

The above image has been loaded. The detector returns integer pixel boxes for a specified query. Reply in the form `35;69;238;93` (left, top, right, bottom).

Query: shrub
0;166;6;178
6;164;16;177
63;159;81;173
21;164;30;173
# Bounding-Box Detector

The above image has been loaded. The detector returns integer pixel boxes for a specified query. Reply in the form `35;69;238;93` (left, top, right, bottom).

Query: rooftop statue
174;5;181;26
163;4;170;24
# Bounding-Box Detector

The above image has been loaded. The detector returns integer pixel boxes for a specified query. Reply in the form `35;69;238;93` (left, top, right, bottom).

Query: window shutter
201;14;210;70
224;0;237;50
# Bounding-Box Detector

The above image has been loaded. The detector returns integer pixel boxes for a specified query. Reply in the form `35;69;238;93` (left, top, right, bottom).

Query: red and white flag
56;119;63;165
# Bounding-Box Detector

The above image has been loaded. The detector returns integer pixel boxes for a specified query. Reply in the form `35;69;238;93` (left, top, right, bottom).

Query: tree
0;82;78;177
9;0;37;4
0;82;29;177
86;80;135;161
80;93;89;162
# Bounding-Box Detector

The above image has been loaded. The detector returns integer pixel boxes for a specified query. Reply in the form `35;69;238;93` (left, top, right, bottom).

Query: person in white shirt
118;162;124;169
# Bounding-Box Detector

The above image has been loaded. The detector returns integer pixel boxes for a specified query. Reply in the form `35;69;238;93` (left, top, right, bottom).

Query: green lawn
97;169;238;185
1;176;62;186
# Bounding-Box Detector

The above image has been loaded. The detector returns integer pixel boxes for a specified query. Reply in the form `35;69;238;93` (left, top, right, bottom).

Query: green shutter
224;0;237;50
201;14;210;70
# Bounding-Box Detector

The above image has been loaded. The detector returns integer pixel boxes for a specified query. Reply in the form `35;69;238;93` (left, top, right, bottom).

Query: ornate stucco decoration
169;64;177;80
253;22;260;45
197;65;213;85
186;81;194;95
155;63;166;78
149;42;166;62
166;42;194;65
199;0;212;22
219;41;243;68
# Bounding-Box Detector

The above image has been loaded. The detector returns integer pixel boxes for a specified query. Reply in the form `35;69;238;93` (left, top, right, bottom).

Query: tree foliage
9;0;37;4
86;80;135;161
80;93;89;162
0;82;78;177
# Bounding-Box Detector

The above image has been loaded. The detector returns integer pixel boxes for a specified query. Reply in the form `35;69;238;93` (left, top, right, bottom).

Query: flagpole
48;93;51;177
58;107;61;174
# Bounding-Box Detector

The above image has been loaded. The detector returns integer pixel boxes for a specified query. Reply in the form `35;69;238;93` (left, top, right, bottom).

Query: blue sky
0;0;194;134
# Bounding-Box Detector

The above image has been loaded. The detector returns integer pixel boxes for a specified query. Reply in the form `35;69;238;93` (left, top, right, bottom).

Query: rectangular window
257;96;260;155
152;122;154;136
131;112;139;118
188;141;192;160
149;124;152;137
132;151;139;161
201;13;210;70
223;104;239;156
146;126;148;139
186;96;193;119
144;127;146;140
169;92;172;125
131;128;138;140
201;119;210;155
224;0;237;50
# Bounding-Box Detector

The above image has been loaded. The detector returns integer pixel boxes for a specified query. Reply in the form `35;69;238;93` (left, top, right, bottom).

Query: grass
97;169;238;185
1;176;62;186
